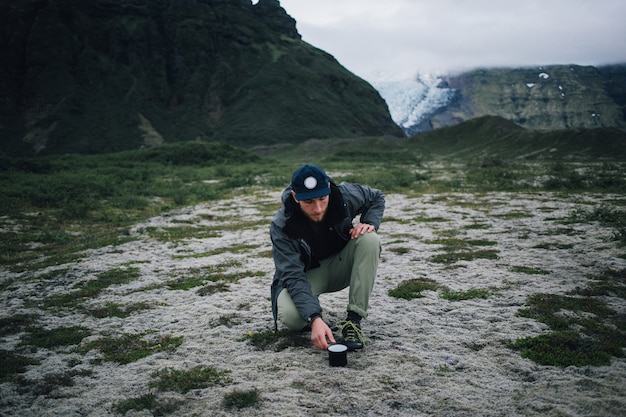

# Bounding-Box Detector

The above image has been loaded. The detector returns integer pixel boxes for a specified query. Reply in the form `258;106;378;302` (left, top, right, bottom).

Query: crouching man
270;164;384;351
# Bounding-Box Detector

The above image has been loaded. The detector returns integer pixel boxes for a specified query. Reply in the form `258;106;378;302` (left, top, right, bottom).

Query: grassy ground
1;136;625;413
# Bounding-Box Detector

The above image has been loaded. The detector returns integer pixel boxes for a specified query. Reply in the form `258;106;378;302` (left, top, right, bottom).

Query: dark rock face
427;65;626;132
0;0;402;156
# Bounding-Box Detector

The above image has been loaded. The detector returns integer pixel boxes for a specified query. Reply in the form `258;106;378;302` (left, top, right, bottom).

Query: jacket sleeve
339;182;385;230
270;221;322;323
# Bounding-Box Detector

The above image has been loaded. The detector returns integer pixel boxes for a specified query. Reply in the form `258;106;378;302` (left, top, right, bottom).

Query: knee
279;310;306;330
356;231;381;253
277;290;307;330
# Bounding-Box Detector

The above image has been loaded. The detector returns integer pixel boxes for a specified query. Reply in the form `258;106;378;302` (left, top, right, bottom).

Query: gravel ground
1;190;625;416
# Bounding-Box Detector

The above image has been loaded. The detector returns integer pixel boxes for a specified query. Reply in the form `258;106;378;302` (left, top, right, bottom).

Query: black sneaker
337;320;365;351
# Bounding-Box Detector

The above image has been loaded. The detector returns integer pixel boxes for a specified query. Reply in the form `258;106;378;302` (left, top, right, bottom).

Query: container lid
328;344;348;353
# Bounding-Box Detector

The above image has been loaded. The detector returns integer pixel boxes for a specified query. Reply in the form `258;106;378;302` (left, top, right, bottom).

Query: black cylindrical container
328;344;348;367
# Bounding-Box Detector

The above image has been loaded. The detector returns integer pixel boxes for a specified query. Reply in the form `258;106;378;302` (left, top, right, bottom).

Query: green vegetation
223;389;260;409
0;350;40;382
242;329;311;352
41;267;141;309
2;2;402;157
115;394;160;416
492;211;533;220
429;249;499;264
165;263;264;292
0;7;624;415
425;237;497;250
0;142;269;273
1;130;625;277
531;242;575;250
115;366;232;415
1;118;626;417
568;204;626;246
13;368;93;397
197;281;231;296
0;314;38;336
150;366;232;394
510;331;613;367
414;216;450;223
440;288;491;301
146;225;221;242
86;301;154;318
388;278;440;300
510;268;626;366
424;237;499;265
389;280;493;302
388;246;411;255
510;266;551;275
165;274;208;291
411;116;626;163
20;326;91;351
571;268;626;298
210;313;242;328
79;333;183;364
518;293;614;331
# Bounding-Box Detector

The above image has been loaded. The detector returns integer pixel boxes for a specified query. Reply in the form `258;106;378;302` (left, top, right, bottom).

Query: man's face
292;191;329;223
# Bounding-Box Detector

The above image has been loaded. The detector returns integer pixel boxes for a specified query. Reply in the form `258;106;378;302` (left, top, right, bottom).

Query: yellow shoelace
338;320;365;345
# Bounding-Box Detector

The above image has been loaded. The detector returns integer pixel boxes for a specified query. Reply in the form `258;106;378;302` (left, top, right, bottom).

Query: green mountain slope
0;0;402;156
410;116;626;160
275;116;626;165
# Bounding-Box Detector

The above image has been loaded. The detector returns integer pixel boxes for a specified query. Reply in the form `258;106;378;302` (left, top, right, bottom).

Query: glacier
372;73;456;136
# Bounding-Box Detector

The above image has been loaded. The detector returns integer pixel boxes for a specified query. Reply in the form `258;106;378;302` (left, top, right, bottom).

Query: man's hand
349;223;375;239
310;317;336;350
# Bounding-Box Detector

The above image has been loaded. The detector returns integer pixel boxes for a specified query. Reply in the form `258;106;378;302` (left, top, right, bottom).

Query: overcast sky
275;0;626;81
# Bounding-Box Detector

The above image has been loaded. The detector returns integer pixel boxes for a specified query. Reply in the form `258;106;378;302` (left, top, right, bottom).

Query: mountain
0;0;403;156
374;64;626;136
409;115;626;160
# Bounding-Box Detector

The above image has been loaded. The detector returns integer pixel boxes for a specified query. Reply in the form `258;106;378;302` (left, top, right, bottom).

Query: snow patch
372;73;456;134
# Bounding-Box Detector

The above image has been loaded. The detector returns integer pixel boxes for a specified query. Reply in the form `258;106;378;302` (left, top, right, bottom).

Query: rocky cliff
425;65;626;133
0;0;402;156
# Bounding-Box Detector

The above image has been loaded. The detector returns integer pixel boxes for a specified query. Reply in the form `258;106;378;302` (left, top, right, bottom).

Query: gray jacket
270;181;385;329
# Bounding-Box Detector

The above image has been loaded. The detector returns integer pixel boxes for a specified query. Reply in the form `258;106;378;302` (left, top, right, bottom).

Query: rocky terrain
402;65;626;134
1;185;625;416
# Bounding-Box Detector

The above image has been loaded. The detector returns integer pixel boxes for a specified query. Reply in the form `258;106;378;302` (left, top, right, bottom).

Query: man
270;164;384;351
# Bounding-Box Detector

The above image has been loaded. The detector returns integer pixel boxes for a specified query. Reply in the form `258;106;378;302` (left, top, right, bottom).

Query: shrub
440;288;491;301
510;331;612;367
223;389;259;409
0;350;39;382
20;326;91;351
512;290;625;366
150;366;232;394
79;333;183;364
388;278;439;300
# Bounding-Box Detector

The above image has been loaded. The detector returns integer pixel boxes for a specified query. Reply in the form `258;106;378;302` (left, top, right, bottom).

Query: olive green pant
277;232;381;330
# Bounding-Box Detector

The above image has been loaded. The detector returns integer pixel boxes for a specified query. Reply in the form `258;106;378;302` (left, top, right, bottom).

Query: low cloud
280;0;626;79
